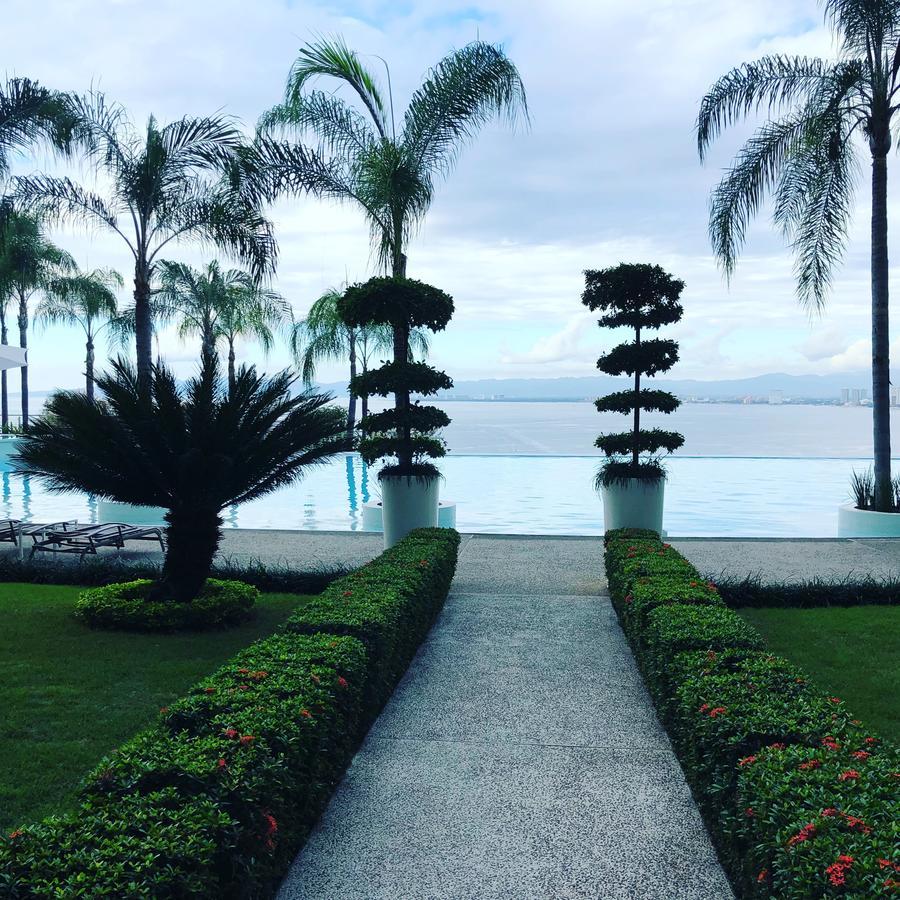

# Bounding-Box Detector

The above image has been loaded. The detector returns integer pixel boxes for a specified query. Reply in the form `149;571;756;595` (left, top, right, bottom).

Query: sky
0;0;894;392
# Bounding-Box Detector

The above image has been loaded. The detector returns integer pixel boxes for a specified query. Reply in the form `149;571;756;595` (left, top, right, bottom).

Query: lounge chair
0;519;80;559
29;522;166;558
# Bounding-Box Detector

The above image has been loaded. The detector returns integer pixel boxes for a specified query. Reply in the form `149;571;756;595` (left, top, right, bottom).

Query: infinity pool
0;453;881;537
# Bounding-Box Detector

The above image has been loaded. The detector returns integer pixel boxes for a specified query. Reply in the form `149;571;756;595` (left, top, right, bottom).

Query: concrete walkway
277;536;733;899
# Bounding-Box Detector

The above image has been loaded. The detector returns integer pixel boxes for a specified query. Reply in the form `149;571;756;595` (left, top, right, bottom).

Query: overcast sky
0;0;893;392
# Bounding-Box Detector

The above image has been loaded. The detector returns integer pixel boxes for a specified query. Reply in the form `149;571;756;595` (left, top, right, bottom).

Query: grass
0;582;309;832
739;605;900;743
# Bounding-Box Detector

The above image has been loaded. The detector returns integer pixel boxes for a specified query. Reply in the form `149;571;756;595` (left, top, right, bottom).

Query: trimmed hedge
605;528;900;900
284;527;460;723
75;578;259;632
0;528;460;897
715;574;900;610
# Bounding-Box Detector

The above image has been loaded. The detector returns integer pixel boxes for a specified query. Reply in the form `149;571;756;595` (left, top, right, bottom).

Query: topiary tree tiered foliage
582;263;685;486
338;277;454;479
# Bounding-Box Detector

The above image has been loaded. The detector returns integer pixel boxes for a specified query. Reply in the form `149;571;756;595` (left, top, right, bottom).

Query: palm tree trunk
392;249;412;472
156;506;222;603
85;336;95;403
871;150;892;510
1;312;8;430
133;259;153;393
347;330;357;441
17;292;28;431
227;339;236;396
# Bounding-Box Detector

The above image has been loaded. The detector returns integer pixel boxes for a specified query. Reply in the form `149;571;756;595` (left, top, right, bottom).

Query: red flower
624;593;633;605
300;709;312;718
851;750;870;761
838;770;860;782
879;860;900;873
262;810;278;851
768;742;786;750
841;814;871;834
699;703;709;713
342;590;353;597
821;736;840;750
745;807;755;818
706;650;717;662
689;580;698;587
204;687;215;694
787;823;817;847
238;684;250;691
337;676;349;689
821;808;838;817
757;869;768;883
738;755;757;767
239;734;255;745
709;706;727;718
707;582;718;592
8;829;23;840
159;706;169;714
250;671;268;680
829;697;841;704
826;855;854;887
216;758;227;770
237;668;250;675
798;759;821;771
223;728;239;740
865;736;878;745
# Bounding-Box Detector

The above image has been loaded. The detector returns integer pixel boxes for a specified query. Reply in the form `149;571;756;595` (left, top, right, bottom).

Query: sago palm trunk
17;294;28;430
156;506;223;603
871;149;892;510
133;260;154;393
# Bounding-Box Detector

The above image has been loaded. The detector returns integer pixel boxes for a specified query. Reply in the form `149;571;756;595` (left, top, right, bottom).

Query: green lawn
739;605;900;743
0;583;307;832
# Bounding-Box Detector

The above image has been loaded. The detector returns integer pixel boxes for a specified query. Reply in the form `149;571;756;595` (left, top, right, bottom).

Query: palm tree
291;286;428;439
13;92;277;393
698;0;900;511
35;267;122;402
248;37;525;452
0;210;76;427
13;354;348;602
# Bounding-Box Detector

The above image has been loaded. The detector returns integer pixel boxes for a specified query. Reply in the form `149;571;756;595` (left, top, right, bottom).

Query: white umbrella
0;346;26;370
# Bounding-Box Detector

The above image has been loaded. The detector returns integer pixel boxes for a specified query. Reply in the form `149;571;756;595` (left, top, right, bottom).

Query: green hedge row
0;528;460;898
605;528;899;900
715;575;900;610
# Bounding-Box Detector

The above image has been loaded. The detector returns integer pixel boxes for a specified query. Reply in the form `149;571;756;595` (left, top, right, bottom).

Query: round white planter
380;474;440;548
837;502;900;537
601;477;665;534
362;500;456;532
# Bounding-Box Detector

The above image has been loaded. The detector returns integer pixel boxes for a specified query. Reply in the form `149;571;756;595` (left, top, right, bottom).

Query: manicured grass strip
604;528;900;900
0;583;305;832
739;605;900;743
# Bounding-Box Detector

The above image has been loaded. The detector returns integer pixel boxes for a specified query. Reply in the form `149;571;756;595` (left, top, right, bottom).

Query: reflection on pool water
0;453;884;537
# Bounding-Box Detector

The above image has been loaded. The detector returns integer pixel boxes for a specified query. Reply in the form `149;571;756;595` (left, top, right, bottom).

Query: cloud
500;312;595;365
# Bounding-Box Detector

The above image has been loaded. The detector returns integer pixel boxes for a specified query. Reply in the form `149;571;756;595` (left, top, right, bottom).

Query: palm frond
403;41;529;177
284;36;388;137
697;56;834;159
12;174;123;239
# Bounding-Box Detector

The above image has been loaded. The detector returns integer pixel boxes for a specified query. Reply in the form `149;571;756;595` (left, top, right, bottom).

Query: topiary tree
582;263;685;486
337;276;453;479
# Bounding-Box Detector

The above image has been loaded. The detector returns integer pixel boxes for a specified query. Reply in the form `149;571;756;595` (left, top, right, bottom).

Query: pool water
0;454;881;537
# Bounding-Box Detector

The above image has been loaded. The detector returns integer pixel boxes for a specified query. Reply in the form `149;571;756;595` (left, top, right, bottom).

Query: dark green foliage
75;578;259;632
284;527;460;722
338;276;454;330
339;277;454;478
0;553;343;594
0;529;460;897
582;264;685;484
603;528;899;899
13;353;347;603
716;574;900;609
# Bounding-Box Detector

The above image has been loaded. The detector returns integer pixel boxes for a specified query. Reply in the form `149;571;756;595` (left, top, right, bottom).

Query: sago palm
291;286;428;439
698;0;900;510
35;266;123;402
13;354;348;602
0;210;76;427
12;92;276;392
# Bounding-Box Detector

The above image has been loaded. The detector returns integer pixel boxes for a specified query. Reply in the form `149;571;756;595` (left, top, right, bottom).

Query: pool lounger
0;519;80;558
29;523;166;557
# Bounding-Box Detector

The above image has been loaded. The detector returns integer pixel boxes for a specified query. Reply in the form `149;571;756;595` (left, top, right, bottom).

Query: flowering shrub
75;577;259;631
0;528;460;896
284;527;460;723
604;528;899;899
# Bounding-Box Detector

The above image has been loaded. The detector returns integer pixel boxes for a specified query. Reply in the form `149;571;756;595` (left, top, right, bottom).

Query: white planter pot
362;500;456;532
601;477;665;534
837;502;900;537
380;474;440;549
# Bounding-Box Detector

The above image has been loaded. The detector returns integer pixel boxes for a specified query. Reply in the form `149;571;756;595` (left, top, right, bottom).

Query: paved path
277;536;733;899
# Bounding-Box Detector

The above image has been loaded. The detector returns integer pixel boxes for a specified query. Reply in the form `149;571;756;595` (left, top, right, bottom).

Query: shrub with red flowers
604;529;900;899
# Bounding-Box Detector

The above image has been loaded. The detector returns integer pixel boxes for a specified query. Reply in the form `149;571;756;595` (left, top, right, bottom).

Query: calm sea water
0;402;894;537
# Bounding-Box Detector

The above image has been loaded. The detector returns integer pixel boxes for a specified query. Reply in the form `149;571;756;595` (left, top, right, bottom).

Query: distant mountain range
320;371;885;402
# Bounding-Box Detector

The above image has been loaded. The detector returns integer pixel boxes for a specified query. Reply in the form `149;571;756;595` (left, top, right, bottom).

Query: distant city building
851;388;862;405
891;388;900;407
768;390;784;405
840;388;850;404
